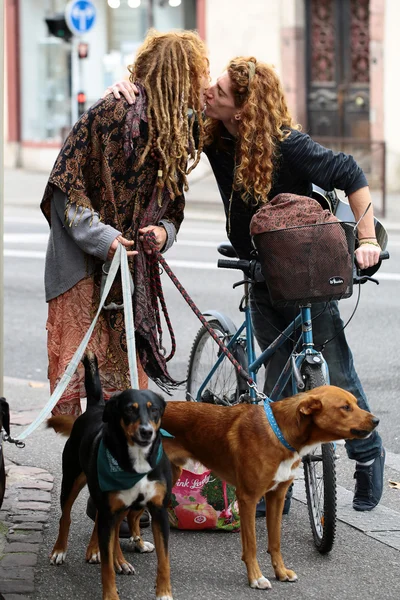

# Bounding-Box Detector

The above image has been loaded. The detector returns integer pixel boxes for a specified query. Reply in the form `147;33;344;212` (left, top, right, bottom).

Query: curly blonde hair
204;57;300;205
128;30;208;200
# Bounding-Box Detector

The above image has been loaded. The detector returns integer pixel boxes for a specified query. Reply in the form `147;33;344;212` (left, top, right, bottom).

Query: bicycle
186;221;389;554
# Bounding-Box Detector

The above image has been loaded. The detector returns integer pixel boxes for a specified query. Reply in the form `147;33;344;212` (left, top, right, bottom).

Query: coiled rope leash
143;232;259;393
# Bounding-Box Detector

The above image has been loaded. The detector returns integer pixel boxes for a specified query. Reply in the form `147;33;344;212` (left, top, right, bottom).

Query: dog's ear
154;393;166;415
0;398;10;436
298;396;322;417
102;396;119;423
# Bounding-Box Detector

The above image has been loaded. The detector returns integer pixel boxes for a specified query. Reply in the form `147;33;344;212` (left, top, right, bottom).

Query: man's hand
355;242;381;270
139;225;167;255
102;81;138;105
107;236;137;260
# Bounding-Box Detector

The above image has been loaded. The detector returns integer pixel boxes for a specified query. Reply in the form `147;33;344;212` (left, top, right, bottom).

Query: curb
0;464;54;599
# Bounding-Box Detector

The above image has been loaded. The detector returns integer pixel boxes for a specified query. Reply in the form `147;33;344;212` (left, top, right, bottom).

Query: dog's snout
372;417;380;427
139;425;153;440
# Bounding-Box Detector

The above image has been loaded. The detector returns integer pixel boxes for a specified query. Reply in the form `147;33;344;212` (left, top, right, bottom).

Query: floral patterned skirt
47;277;148;416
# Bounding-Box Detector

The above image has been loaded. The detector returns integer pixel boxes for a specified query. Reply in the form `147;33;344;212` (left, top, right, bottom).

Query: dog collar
97;439;163;493
264;400;296;452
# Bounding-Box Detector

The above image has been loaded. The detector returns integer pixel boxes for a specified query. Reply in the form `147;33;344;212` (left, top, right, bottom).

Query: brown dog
161;385;379;590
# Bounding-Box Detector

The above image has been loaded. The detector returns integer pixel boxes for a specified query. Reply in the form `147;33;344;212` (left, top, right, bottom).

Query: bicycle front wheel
301;363;337;554
186;319;248;405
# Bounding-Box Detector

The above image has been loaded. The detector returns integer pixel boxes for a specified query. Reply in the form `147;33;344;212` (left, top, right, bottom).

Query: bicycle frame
196;281;329;404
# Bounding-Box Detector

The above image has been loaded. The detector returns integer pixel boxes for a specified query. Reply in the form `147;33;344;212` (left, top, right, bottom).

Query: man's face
204;71;237;122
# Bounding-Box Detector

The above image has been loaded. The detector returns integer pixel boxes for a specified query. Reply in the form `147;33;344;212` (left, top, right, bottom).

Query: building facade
4;0;400;192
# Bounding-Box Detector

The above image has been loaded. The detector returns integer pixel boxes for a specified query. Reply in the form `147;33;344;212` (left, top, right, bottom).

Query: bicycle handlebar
218;251;390;284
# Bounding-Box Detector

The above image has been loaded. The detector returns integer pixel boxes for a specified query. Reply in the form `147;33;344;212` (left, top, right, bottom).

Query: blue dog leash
263;399;296;452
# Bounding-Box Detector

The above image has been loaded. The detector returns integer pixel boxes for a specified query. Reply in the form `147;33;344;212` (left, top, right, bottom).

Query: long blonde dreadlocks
128;30;208;201
204;57;300;205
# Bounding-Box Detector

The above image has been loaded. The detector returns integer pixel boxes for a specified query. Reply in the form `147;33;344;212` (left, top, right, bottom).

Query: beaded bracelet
358;240;380;248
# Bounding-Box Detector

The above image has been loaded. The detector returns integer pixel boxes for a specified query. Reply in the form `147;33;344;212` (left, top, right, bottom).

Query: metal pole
71;37;79;125
148;0;154;29
0;0;4;396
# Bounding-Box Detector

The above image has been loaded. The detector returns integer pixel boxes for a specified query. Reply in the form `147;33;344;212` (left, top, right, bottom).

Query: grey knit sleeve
159;219;177;253
52;187;121;261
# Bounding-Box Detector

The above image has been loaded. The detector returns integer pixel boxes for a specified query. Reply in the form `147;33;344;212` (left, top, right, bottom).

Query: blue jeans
249;284;382;463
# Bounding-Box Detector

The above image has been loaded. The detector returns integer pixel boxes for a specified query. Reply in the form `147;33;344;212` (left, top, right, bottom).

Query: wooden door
306;0;370;139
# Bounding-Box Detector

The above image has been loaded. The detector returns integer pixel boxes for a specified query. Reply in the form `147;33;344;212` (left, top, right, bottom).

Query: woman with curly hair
109;55;385;514
41;29;209;419
203;57;385;515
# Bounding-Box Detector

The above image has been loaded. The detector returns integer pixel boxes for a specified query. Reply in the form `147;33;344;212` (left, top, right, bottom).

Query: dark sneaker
255;496;266;518
255;483;293;517
353;447;385;512
283;482;293;515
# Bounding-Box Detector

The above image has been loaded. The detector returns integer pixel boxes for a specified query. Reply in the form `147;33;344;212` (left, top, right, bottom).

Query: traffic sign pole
64;1;96;125
71;37;80;125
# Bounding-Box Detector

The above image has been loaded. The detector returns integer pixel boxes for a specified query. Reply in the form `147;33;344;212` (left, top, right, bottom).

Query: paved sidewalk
0;463;54;599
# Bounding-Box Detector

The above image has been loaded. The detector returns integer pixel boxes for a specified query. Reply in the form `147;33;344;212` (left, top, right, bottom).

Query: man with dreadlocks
41;29;208;419
110;55;385;515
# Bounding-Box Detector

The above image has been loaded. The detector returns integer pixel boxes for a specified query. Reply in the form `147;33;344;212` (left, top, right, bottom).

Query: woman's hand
139;225;167;254
355;241;381;270
107;236;137;260
102;80;138;105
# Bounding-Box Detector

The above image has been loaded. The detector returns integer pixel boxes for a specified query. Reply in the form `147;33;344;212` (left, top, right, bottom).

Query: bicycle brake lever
233;279;247;289
354;275;380;285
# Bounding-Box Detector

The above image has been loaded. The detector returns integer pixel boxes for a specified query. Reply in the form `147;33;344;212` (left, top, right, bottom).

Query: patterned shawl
41;85;185;391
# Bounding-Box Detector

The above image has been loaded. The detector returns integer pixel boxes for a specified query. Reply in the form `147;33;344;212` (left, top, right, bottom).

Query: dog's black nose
372;417;380;427
138;425;153;440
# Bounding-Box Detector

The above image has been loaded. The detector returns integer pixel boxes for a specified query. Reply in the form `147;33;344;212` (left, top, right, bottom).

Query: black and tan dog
0;397;11;509
161;386;379;590
48;355;173;600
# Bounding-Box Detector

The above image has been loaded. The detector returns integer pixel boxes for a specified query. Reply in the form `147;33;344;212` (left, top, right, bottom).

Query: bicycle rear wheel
301;363;337;554
186;319;248;405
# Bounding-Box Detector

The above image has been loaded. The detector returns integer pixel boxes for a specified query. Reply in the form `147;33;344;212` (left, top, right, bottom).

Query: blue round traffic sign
65;0;96;36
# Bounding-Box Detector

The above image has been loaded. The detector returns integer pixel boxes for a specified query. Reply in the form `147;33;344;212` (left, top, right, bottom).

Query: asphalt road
2;171;400;599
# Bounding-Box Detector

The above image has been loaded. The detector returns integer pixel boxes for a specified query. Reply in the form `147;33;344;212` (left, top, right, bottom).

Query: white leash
13;245;138;443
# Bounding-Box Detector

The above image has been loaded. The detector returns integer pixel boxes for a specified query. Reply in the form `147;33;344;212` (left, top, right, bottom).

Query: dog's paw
276;569;297;582
114;557;135;575
156;595;173;600
50;550;67;565
250;576;272;589
129;536;155;553
86;551;101;564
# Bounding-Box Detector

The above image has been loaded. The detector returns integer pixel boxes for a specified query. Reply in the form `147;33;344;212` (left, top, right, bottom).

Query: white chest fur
267;455;301;492
128;444;152;473
267;442;319;492
117;476;158;508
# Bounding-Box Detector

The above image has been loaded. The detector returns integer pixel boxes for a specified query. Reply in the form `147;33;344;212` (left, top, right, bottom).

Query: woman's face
204;71;237;122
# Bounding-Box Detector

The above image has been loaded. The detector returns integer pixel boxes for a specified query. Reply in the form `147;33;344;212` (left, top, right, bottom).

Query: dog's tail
82;352;104;410
47;415;77;437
